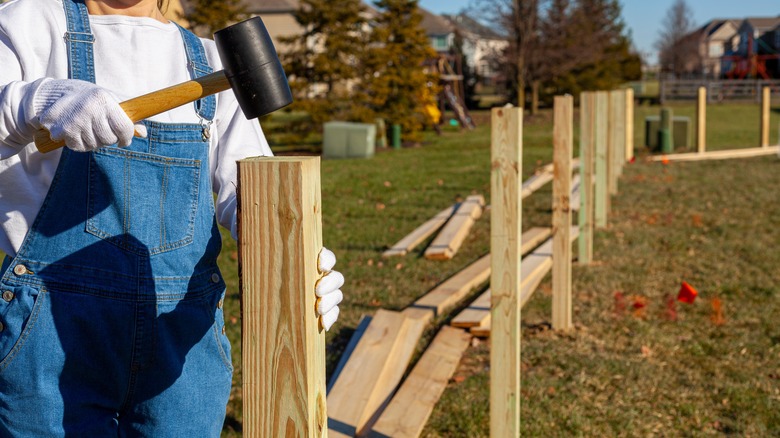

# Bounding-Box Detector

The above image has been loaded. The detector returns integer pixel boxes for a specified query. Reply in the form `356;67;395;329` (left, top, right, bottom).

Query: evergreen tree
360;0;438;142
184;0;246;37
281;0;368;124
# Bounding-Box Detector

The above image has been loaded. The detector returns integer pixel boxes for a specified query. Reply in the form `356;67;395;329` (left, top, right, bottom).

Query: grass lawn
216;101;780;436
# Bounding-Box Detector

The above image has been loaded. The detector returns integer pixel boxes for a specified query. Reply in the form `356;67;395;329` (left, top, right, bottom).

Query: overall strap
176;25;216;122
62;0;96;83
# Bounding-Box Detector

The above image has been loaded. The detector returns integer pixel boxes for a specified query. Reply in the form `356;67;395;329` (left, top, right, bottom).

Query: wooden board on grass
367;326;472;438
648;146;780;162
407;227;552;324
424;194;485;260
327;310;426;437
382;205;457;257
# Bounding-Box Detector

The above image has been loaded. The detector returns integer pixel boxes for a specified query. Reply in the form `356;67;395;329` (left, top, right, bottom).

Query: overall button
211;273;220;283
217;298;224;309
0;322;4;332
12;265;27;276
2;291;13;302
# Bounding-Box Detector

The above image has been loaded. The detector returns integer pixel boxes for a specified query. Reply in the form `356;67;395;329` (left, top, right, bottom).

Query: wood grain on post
594;91;609;228
625;88;634;162
552;95;573;331
578;92;594;264
697;87;707;153
237;156;327;438
761;86;770;147
608;90;624;191
490;106;522;437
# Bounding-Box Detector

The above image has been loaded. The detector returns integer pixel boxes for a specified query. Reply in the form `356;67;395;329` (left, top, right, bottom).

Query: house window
709;43;724;58
431;35;449;51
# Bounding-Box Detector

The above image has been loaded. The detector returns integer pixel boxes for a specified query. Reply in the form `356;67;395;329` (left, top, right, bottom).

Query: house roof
418;6;454;36
742;16;780;33
443;13;505;40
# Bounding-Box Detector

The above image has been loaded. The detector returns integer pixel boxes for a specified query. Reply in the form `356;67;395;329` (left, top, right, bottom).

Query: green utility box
323;122;376;159
645;116;691;151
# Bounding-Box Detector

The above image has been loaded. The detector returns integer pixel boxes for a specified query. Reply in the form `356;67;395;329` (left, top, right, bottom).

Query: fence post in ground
761;86;771;147
552;95;573;331
578;92;595;264
697;87;707;153
490;106;523;437
594;91;609;228
237;157;327;438
625;88;634;163
608;90;623;195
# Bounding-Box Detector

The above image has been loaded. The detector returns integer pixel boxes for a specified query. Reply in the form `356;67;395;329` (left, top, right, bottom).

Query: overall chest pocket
86;148;201;256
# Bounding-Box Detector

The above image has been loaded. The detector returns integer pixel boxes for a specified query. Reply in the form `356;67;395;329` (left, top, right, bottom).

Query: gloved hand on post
30;78;144;152
316;247;343;331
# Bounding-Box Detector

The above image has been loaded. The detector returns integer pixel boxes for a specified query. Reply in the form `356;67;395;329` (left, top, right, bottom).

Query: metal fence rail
660;79;780;103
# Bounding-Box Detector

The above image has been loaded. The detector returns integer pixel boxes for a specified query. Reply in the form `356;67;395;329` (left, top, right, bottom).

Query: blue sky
417;0;779;64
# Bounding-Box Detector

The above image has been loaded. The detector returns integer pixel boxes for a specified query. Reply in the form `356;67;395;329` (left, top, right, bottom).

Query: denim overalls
0;0;233;435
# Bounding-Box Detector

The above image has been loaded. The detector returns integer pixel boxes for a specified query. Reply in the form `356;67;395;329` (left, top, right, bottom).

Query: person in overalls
0;0;344;435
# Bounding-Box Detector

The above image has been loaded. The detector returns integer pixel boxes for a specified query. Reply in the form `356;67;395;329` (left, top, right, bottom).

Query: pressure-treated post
761;86;770;147
490;106;522;437
594;91;609;228
697;87;707;153
608;90;624;191
578;92;595;264
625;88;634;162
237;157;327;438
552;95;573;331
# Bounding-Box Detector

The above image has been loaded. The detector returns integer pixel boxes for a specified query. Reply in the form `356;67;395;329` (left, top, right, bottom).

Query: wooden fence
660;79;780;104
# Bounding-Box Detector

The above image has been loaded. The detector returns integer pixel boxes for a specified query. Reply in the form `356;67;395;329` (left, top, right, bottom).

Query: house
685;19;738;78
443;13;508;87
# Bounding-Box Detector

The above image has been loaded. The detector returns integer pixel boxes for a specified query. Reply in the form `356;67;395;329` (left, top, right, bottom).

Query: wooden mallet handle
34;71;231;153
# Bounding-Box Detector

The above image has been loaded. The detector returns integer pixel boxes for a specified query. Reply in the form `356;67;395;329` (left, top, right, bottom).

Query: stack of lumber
459;226;579;338
424;195;485;260
327;227;552;436
381;205;456;257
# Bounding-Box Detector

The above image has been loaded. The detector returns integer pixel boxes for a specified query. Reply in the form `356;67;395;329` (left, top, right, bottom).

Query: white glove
316;247;343;331
31;78;145;152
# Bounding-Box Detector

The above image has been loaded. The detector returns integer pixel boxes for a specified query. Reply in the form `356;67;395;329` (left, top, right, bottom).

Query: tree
655;0;697;77
280;0;368;124
471;0;541;108
359;0;438;142
184;0;246;36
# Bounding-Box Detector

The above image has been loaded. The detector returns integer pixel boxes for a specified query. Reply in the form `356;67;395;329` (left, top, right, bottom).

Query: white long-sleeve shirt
0;0;272;257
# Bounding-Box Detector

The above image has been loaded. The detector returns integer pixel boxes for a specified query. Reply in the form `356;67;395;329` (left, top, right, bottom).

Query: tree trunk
531;80;540;115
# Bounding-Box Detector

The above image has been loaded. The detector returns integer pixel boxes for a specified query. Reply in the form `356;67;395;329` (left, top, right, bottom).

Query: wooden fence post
608;90;624;192
552;96;573;331
625;88;634;162
578;92;595;264
761;86;770;147
697;87;707;153
595;91;609;228
490;106;522;437
237;157;327;438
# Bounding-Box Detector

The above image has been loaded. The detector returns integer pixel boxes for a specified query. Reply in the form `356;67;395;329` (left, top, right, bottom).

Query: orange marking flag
677;281;698;304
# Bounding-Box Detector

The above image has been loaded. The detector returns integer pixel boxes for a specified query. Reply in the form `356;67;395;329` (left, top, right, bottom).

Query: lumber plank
409;253;491;323
761;86;770;148
382;205;457;257
451;287;491;328
578;92;595;264
327;315;371;393
594;91;609;228
648;146;780;162
697;87;706;153
327;310;425;437
489;106;522;437
414;227;552;326
625;87;634;162
367;327;472;438
424;194;485;260
552;95;573;331
237;157;326;437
